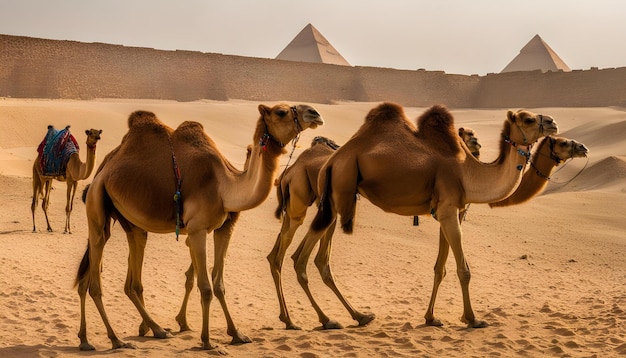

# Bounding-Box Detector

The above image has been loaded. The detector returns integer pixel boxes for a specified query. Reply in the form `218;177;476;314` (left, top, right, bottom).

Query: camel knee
197;283;213;303
457;268;471;284
124;281;143;298
88;285;103;299
433;265;446;282
213;281;226;300
183;267;194;291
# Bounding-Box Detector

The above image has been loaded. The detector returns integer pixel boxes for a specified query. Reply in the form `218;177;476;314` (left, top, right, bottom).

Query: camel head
506;110;559;146
258;103;324;148
84;129;103;149
311;136;340;150
545;136;589;163
458;127;481;158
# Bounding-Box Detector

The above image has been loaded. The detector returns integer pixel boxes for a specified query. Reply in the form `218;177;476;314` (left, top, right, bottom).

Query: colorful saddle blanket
37;125;79;177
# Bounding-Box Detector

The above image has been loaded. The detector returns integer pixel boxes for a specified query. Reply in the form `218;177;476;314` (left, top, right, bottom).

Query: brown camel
74;103;323;351
268;130;479;330
490;135;588;207
288;103;557;330
31;127;102;233
267;136;340;329
458;127;482;159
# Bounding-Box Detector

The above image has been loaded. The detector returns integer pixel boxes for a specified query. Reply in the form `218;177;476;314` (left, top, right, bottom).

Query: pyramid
501;34;571;73
276;23;351;66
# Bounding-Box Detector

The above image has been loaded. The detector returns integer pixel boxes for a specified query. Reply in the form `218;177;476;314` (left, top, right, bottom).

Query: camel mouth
542;125;559;136
574;144;589;158
305;115;324;126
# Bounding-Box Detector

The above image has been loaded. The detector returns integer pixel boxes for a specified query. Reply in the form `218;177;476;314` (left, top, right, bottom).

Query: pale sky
1;0;625;75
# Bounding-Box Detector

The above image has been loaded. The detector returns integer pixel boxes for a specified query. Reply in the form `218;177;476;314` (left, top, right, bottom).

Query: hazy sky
1;0;625;75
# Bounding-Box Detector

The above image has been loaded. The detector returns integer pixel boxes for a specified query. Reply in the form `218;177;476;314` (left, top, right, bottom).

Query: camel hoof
230;331;252;345
138;323;150;337
286;323;302;330
425;318;444;327
323;320;344;330
357;312;376;326
112;339;136;349
201;341;227;354
79;342;96;351
176;316;192;332
154;328;174;339
468;320;488;328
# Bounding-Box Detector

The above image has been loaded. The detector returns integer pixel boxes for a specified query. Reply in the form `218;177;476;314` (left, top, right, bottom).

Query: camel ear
458;127;464;136
258;104;270;116
507;110;516;122
85;130;90;135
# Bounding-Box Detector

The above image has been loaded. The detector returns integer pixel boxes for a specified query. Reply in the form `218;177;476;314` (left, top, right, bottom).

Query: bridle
260;105;302;151
530;137;589;184
503;136;531;171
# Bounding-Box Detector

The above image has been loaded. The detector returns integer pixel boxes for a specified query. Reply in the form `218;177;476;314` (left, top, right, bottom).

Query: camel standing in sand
267;130;480;330
266;136;340;329
490;135;588;207
31;128;102;233
74;104;322;351
287;103;557;329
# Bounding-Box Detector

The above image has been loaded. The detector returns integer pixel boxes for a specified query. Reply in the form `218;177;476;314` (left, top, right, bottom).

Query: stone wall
1;34;625;107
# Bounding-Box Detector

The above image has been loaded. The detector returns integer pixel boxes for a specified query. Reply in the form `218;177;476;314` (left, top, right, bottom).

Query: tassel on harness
168;135;183;240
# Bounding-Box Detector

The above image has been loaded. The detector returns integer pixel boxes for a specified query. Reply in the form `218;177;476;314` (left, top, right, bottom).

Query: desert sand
1;98;625;357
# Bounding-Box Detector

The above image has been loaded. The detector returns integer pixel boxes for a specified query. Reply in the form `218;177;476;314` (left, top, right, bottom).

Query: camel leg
86;224;135;349
212;214;251;345
42;180;53;232
64;180;77;234
424;229;449;326
267;211;306;330
77;254;93;351
292;224;340;329
314;220;376;327
175;263;194;332
438;209;487;328
187;229;220;351
124;227;173;339
31;173;41;232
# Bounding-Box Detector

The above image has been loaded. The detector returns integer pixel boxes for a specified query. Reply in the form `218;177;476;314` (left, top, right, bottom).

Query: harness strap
167;135;183;240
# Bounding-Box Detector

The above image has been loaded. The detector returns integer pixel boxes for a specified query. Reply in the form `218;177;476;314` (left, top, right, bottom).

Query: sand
1;98;625;357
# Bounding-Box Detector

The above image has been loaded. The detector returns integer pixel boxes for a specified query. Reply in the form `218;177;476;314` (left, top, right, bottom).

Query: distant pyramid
501;34;571;73
276;23;351;66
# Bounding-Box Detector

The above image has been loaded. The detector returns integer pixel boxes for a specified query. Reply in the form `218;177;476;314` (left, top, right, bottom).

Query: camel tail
74;244;90;288
81;184;90;203
311;166;335;233
274;181;289;220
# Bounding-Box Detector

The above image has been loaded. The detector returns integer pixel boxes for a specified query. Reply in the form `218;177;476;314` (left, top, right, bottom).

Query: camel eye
275;109;288;117
523;117;536;125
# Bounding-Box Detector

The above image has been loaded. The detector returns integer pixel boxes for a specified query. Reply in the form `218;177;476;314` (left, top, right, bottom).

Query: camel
458;127;481;159
31;127;102;233
266;136;340;329
286;102;558;330
74;103;323;351
490;135;588;207
267;129;480;330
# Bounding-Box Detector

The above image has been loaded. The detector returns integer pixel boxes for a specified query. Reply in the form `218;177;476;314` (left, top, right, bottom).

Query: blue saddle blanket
37;125;79;177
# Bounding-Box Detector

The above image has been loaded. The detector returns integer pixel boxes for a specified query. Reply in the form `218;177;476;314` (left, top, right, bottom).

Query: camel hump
173;121;215;148
416;105;461;155
127;110;161;128
364;102;406;123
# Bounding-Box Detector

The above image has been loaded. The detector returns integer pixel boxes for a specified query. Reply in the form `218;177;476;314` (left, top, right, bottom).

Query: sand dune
1;99;625;357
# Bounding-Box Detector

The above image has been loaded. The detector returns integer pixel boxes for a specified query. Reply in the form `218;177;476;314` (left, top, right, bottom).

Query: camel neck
462;140;530;204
